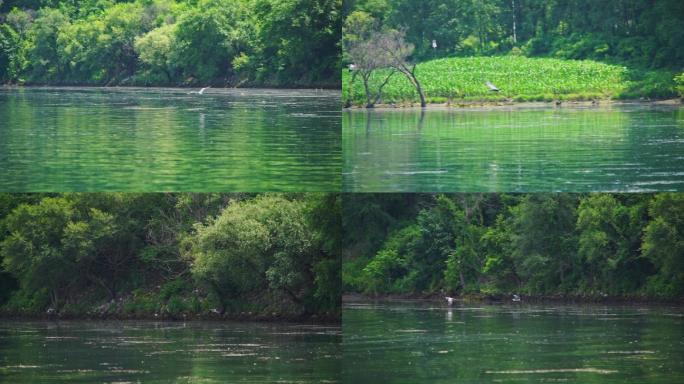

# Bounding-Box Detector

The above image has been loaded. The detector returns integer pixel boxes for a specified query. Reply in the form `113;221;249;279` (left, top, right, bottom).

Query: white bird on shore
188;86;210;95
485;81;500;92
445;296;455;306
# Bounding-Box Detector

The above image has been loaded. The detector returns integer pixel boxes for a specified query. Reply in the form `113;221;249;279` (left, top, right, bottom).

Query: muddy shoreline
0;310;341;324
343;292;684;306
343;98;682;111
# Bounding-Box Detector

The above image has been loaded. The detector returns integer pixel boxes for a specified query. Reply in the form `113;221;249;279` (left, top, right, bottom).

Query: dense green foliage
343;56;676;104
343;193;684;299
347;0;684;69
343;0;683;104
0;193;340;319
0;0;341;87
676;72;684;98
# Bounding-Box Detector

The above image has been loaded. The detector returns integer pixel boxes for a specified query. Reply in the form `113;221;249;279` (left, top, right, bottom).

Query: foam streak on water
0;321;341;383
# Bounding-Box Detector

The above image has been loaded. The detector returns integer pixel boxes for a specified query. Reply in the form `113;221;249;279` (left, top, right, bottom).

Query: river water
0;87;341;192
343;105;684;192
0;321;340;383
343;300;684;383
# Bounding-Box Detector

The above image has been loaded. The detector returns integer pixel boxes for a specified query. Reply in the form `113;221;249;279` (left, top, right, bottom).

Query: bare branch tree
346;37;396;108
375;29;427;108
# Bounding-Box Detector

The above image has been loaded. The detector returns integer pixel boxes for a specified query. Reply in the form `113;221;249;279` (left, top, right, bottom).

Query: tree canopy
0;193;340;319
343;193;684;299
0;0;341;87
345;0;684;69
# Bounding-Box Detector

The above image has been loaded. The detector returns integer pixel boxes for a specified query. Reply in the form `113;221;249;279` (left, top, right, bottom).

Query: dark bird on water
485;81;500;92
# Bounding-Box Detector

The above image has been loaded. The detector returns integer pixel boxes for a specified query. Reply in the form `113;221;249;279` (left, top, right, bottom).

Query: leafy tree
5;7;33;35
173;0;253;83
362;225;419;293
444;196;487;293
0;23;26;82
0;193;340;317
675;72;684;98
2;0;342;86
25;8;69;81
254;0;341;86
344;193;684;299
1;197;79;308
576;194;650;294
642;193;684;297
56;2;147;83
480;213;518;291
134;23;177;82
187;195;329;313
344;12;396;107
510;194;579;293
375;28;426;107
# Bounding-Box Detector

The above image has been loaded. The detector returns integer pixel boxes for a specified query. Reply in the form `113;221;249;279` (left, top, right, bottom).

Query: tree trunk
403;65;426;108
362;73;375;108
412;73;427;108
50;289;59;309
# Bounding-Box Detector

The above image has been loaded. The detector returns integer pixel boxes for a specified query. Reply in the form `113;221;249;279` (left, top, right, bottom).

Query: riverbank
342;56;679;107
0;287;340;324
343;98;682;110
343;293;684;306
0;298;340;324
1;83;341;91
0;311;340;324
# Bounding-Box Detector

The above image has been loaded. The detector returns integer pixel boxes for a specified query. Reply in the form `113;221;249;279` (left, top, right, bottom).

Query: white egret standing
445;296;455;306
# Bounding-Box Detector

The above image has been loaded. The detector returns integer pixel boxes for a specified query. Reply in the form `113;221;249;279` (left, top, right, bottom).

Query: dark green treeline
0;0;341;87
0;193;341;319
345;0;684;69
343;194;684;299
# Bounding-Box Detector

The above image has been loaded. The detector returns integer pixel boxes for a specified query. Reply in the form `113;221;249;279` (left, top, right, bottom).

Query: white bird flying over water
485;81;500;92
189;86;210;95
445;296;455;306
512;294;521;302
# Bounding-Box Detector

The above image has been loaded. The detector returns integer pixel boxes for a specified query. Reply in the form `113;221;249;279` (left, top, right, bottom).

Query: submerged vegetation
0;193;341;320
0;0;341;87
343;0;684;105
343;194;684;300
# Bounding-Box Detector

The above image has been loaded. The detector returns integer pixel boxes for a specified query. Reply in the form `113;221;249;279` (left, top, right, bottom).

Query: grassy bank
343;56;678;105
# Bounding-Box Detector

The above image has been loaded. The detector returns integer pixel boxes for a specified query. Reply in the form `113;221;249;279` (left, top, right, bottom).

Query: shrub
675;72;684;98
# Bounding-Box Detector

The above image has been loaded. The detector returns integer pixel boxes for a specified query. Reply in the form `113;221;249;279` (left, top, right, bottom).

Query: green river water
343;301;684;383
0;321;340;383
343;105;684;192
0;87;341;192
